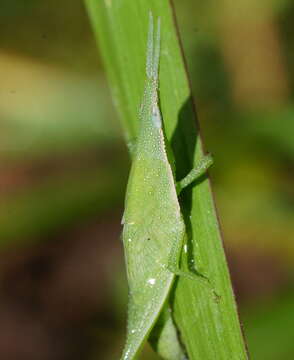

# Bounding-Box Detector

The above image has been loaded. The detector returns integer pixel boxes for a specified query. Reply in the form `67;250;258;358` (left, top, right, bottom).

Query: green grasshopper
121;13;213;360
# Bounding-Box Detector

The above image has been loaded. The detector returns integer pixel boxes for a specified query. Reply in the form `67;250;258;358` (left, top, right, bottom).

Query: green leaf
85;1;248;359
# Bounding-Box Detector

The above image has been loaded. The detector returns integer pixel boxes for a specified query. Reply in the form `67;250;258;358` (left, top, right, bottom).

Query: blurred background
0;0;293;359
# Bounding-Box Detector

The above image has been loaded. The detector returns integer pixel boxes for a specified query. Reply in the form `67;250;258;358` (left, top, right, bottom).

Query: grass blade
85;1;248;358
